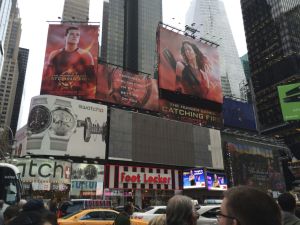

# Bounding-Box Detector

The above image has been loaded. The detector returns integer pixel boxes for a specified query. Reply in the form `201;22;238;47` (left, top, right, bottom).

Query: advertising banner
15;158;71;185
278;83;300;121
41;24;99;99
222;98;256;131
70;163;104;197
26;95;107;158
183;168;206;189
159;100;222;128
96;63;159;111
225;142;285;191
14;125;27;157
206;171;227;191
158;26;222;103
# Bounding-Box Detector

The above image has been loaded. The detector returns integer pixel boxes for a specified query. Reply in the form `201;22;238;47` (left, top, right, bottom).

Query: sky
17;0;247;129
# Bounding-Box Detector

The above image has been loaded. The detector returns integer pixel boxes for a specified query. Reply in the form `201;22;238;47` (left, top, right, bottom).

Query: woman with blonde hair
148;214;166;225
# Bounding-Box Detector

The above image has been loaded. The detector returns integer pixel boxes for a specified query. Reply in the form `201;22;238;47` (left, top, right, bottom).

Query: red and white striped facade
105;165;182;190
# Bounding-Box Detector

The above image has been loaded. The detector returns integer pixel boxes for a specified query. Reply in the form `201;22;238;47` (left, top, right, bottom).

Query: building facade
186;0;246;98
240;0;300;155
62;0;90;22
102;0;162;75
0;0;21;130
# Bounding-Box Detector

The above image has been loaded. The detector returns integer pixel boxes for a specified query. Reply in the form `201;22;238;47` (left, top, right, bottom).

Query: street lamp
0;125;16;162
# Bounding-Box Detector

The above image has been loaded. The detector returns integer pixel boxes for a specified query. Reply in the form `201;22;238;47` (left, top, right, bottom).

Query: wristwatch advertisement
26;95;107;158
27;97;52;150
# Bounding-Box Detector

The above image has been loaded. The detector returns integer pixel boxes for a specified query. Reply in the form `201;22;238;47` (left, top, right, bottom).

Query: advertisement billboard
223;98;256;131
70;163;104;197
159;99;222;128
278;83;300;121
26;95;107;158
15;158;71;185
96;63;159;111
206;171;227;191
157;26;222;103
224;141;285;191
14;125;27;157
41;24;99;99
182;168;206;189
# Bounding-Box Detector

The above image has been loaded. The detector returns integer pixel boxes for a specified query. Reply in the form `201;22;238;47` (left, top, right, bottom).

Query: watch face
84;165;97;180
27;105;51;133
51;108;76;136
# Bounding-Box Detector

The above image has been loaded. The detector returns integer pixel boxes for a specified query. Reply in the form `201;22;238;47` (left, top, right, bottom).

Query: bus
0;163;22;206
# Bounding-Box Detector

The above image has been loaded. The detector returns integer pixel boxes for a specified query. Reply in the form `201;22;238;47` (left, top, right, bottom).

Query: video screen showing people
158;26;223;104
183;169;206;189
206;171;227;191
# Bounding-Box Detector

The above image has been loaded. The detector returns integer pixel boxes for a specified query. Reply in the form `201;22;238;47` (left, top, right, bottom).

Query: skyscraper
10;47;29;134
0;0;12;75
186;0;246;98
240;0;300;153
62;0;90;22
0;0;21;130
102;0;162;76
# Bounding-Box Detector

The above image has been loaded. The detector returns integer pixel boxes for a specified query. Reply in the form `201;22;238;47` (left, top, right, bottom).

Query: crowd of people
1;186;300;225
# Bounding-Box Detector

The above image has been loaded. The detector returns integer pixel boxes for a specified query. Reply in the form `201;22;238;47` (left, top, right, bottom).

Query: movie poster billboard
223;98;256;131
26;95;107;158
70;163;104;197
183;168;206;189
96;63;159;111
159;100;222;128
278;83;300;121
158;26;222;103
41;24;99;99
225;142;285;191
206;171;228;191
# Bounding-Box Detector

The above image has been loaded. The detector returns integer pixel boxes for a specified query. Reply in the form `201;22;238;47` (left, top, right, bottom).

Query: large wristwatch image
27;97;52;150
48;99;77;151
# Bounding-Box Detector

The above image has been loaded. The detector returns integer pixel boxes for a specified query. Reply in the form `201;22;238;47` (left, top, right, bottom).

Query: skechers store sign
16;158;71;185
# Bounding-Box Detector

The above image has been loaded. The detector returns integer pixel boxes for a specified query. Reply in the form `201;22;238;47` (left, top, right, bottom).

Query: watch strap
32;97;48;105
50;138;68;151
26;137;43;150
55;99;72;108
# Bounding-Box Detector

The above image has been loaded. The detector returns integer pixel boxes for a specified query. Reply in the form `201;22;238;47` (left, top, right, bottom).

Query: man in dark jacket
278;192;300;225
114;203;133;225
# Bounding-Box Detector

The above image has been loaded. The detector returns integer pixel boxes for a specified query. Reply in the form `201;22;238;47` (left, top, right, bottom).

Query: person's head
124;202;134;215
0;199;4;208
23;199;45;212
277;192;296;213
149;214;166;225
65;27;80;45
166;195;199;225
18;199;27;209
4;205;19;224
181;41;207;71
219;186;281;225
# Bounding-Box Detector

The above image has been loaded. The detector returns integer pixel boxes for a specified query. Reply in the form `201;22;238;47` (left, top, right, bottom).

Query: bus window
0;164;22;205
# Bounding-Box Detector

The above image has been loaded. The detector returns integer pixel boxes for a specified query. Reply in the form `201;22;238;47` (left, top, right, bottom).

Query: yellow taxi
57;208;148;225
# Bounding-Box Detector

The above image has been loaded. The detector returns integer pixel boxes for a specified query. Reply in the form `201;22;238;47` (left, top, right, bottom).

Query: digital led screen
183;168;206;189
206;171;227;191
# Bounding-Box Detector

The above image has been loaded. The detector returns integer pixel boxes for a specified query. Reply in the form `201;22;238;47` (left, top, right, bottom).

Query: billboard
41;24;99;99
206;171;228;191
157;26;222;103
14;125;27;157
278;83;300;121
159;99;222;128
109;108;223;168
223;98;256;131
70;163;104;197
183;168;206;189
26;95;107;158
225;142;285;191
15;158;71;185
96;63;159;111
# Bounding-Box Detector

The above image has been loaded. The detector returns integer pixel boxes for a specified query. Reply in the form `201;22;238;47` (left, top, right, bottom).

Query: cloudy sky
17;0;247;128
